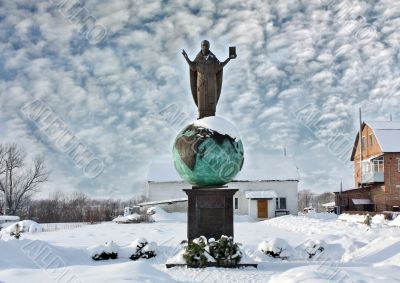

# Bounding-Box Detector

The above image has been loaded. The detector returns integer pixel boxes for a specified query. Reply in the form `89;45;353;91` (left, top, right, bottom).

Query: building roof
245;190;278;199
351;121;400;161
333;185;373;194
147;155;300;183
367;121;400;152
321;202;335;207
235;155;299;182
138;198;188;207
352;198;373;205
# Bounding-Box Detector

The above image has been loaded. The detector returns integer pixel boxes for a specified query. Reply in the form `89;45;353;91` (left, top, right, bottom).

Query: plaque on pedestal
183;187;238;241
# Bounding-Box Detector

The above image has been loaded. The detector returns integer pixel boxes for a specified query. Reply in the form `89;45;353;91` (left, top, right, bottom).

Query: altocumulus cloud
0;0;399;197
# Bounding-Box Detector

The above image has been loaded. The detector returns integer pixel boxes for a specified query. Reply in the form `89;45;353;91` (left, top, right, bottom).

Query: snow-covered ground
0;210;399;283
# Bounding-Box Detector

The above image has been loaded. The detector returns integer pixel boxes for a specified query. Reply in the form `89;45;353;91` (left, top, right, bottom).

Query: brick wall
383;152;400;210
336;183;400;212
370;185;386;211
335;187;374;211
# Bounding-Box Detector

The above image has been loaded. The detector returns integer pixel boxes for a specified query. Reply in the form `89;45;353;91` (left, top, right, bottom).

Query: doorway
257;199;268;218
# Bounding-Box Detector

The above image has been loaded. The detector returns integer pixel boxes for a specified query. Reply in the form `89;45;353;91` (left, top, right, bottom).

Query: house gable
350;122;383;161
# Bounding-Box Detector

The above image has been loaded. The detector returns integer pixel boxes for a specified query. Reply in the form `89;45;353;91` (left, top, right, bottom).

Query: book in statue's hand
229;46;237;58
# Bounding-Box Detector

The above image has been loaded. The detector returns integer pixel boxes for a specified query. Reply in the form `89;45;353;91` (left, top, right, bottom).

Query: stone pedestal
183;186;238;241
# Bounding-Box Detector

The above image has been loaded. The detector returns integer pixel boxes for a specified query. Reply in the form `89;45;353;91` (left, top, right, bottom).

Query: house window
234;197;239;210
362;157;384;174
361;136;366;150
397;159;400;173
276;198;287;209
280;198;287;209
373;157;384;172
369;134;373;146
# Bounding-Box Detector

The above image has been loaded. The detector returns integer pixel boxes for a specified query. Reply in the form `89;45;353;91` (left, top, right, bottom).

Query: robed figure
182;40;236;119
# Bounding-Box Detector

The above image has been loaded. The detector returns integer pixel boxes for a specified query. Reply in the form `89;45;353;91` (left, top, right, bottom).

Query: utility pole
359;108;363;189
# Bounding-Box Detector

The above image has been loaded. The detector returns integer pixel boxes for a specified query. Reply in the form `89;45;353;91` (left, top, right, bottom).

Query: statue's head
201;40;210;54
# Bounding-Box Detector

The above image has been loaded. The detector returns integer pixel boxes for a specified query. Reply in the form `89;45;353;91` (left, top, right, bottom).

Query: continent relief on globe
173;123;244;186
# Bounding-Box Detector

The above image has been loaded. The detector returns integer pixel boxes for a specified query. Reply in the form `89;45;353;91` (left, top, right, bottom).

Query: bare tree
0;144;49;215
21;192;147;223
298;190;316;212
0;191;4;215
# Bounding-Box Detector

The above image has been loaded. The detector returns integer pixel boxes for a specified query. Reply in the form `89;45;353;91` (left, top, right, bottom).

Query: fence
40;222;89;232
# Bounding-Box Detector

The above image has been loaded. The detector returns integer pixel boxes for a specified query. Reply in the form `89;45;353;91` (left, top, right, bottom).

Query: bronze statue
182;40;236;119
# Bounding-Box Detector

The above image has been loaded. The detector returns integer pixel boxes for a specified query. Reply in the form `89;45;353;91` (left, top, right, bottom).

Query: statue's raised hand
182;49;188;58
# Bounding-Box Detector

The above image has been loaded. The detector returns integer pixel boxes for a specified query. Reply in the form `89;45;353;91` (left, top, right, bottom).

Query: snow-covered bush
301;239;325;259
113;214;148;223
209;236;242;267
182;236;242;267
88;241;119;261
146;207;156;215
89;239;157;261
363;214;372;226
258;238;292;259
258;238;328;261
10;223;22;239
182;236;213;268
127;238;157;261
113;209;156;223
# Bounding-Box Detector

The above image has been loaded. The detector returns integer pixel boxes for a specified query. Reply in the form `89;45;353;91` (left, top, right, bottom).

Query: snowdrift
1;220;43;235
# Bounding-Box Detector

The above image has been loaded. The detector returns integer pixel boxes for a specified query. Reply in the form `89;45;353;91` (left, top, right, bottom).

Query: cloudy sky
1;0;399;198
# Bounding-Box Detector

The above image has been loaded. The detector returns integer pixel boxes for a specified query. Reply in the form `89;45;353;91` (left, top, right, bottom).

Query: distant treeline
16;192;146;223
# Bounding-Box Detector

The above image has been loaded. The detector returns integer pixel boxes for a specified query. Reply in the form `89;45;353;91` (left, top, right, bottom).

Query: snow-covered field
0;210;399;283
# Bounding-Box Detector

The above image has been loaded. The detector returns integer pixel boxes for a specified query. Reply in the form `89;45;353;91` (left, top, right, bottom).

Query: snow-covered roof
366;121;400;130
366;121;400;153
361;153;383;162
147;155;300;182
245;190;278;199
321;202;335;207
0;215;20;221
235;155;299;181
138;198;188;207
351;121;400;160
352;199;373;205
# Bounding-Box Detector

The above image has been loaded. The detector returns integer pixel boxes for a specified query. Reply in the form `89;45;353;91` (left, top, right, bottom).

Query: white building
145;155;299;220
0;215;20;229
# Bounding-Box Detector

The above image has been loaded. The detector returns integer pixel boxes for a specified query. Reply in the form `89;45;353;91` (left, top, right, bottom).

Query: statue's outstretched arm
182;49;196;70
218;50;237;70
217;57;231;71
